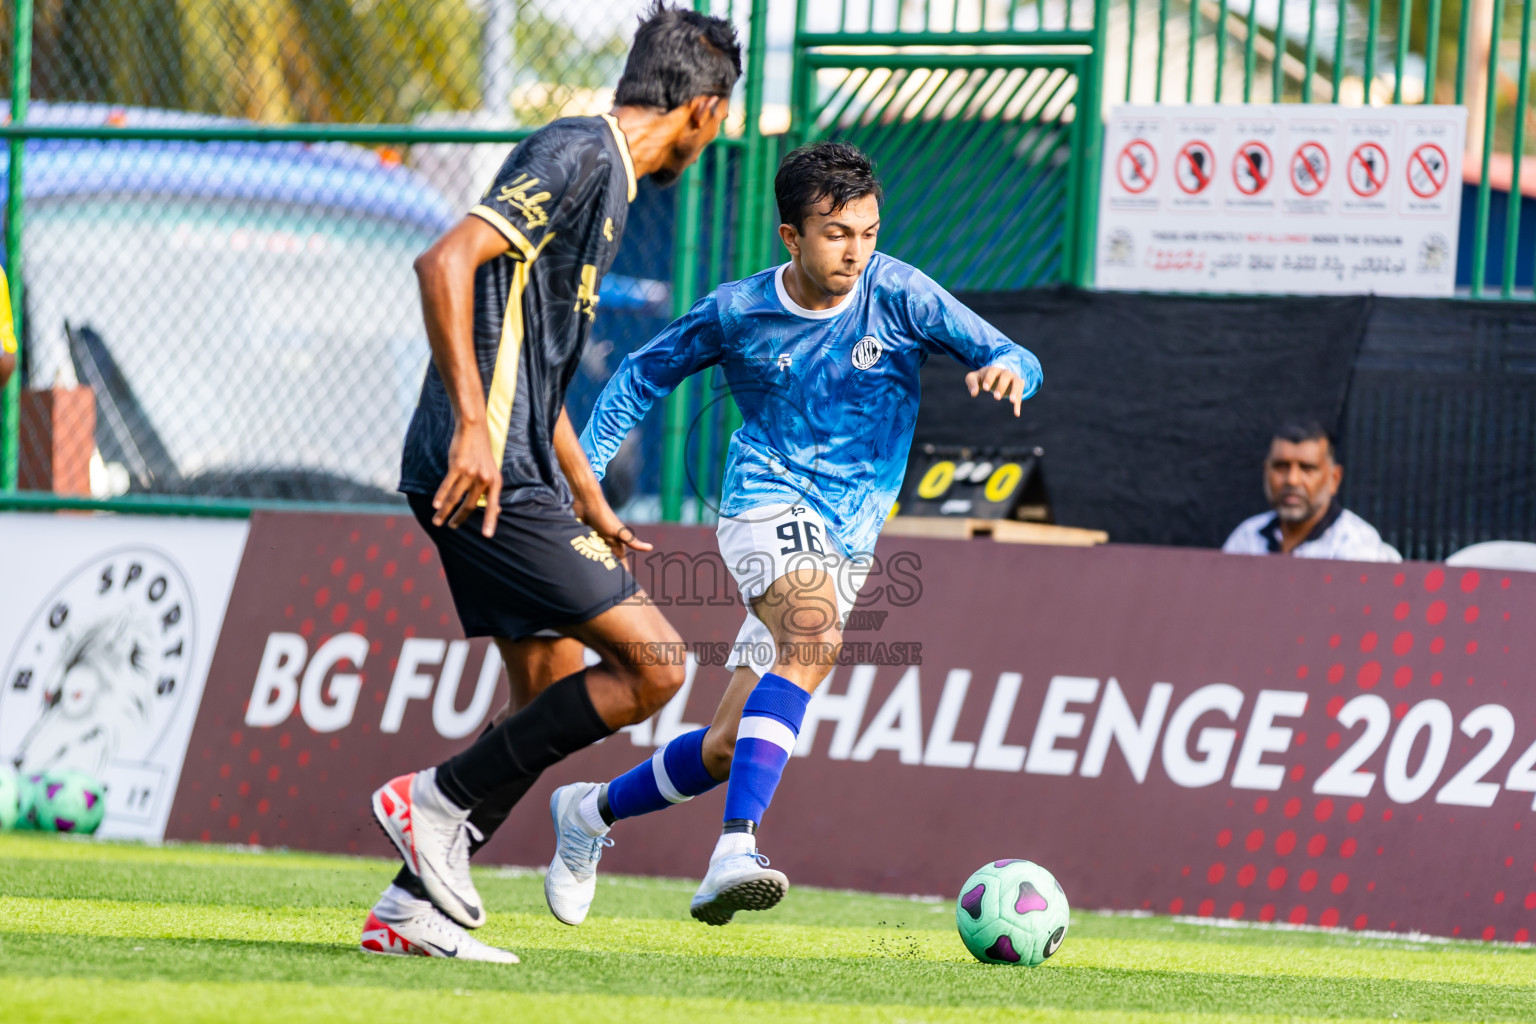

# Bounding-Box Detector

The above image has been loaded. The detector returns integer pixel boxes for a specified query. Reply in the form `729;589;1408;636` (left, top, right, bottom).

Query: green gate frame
659;0;772;524
788;4;1109;290
791;49;1102;290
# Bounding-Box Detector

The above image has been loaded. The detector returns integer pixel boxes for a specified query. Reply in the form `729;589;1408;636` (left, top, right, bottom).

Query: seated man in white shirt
1223;421;1400;562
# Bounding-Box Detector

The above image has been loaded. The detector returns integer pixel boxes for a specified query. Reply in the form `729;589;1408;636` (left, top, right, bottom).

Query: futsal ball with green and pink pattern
955;859;1069;966
0;766;21;830
32;770;106;834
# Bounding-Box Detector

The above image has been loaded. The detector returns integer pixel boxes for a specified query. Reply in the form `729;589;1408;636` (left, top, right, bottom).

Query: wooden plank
882;516;1109;546
990;519;1109;547
879;516;982;539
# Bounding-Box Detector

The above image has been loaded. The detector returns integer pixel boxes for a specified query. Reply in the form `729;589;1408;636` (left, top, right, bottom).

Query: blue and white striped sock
605;727;719;820
722;673;811;829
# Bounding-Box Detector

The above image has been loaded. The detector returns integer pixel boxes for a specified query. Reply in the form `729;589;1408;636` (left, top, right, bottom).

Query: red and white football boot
360;896;517;964
370;768;486;929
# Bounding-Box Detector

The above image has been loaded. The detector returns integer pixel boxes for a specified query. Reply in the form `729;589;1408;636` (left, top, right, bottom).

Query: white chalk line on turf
1170;914;1536;952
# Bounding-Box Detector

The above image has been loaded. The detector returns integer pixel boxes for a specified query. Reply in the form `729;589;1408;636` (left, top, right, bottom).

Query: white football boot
360;886;518;963
370;768;486;929
544;782;614;926
689;838;788;926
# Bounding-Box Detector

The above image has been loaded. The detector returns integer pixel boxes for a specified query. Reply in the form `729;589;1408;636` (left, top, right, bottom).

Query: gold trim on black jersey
485;258;529;470
469;205;537;261
602;113;638;202
484;231;555;468
0;267;14;354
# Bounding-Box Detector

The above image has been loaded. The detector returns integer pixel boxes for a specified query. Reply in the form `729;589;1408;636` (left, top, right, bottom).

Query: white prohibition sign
1348;142;1389;197
1117;139;1157;194
1407;143;1449;199
1232;141;1273;195
1176;140;1216;195
1290;142;1329;196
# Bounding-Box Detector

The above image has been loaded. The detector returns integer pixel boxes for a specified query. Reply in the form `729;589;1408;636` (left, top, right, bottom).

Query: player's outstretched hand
965;365;1027;417
581;501;654;560
434;425;502;536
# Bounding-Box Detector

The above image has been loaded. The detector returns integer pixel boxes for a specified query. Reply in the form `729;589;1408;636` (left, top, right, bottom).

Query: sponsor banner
0;512;250;840
163;511;765;855
1098;104;1466;295
167;511;1534;941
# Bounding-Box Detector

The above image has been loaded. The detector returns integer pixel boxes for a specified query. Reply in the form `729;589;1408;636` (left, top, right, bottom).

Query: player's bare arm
553;407;652;558
965;364;1029;417
413;215;516;536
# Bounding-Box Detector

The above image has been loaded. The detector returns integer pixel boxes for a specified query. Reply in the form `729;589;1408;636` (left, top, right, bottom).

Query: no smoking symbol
1233;141;1273;195
1408;143;1448;198
1117;139;1157;194
1176;140;1215;195
1291;142;1329;196
1348;142;1389;197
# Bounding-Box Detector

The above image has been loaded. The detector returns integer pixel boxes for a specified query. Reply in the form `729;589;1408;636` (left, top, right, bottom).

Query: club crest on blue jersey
852;335;883;370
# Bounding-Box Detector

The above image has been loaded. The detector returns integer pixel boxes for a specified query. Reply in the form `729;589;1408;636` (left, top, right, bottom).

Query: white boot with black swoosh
370;767;487;929
361;885;518;963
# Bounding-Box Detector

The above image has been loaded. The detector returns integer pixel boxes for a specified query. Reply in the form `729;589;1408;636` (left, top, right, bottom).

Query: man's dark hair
1273;419;1336;460
614;2;741;111
775;141;884;231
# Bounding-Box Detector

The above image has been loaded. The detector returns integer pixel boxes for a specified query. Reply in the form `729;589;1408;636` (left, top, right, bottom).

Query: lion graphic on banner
13;611;158;776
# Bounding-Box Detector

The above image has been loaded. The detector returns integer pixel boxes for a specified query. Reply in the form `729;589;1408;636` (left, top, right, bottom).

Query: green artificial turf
0;833;1530;1023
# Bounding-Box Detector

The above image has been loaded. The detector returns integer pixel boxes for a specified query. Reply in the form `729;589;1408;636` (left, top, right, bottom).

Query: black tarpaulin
914;288;1371;549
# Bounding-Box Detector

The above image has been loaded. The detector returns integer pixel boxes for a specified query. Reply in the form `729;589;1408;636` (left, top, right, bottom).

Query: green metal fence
659;0;773;523
792;0;1531;301
0;0;770;523
790;1;1109;289
4;0;1532;525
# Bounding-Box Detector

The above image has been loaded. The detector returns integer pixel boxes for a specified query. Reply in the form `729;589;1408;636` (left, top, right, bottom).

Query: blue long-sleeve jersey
581;253;1043;557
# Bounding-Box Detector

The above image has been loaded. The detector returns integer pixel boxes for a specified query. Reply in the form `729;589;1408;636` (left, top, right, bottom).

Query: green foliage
18;0;626;124
512;4;630;124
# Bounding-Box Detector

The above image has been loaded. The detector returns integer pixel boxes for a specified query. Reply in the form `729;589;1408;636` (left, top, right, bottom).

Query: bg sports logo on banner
0;513;248;840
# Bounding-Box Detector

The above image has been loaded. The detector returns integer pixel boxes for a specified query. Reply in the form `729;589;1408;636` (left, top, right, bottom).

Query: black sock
466;770;543;856
434;670;612;809
390;769;543;900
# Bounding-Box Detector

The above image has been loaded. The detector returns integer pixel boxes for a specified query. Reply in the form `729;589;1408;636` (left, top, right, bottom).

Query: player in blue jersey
534;141;1043;926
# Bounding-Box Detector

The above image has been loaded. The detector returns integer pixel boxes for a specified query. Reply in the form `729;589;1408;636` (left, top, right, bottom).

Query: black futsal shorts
407;493;638;639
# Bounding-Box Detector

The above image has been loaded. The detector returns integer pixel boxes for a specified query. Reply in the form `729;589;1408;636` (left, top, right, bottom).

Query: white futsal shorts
715;503;871;677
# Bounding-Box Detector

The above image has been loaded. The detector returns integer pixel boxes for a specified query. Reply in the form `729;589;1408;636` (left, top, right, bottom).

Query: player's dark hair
614;2;741;111
1273;419;1336;460
776;141;884;231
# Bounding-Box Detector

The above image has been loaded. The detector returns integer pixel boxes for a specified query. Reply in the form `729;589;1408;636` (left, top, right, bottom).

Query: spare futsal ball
32;770;107;834
0;766;19;830
16;772;45;829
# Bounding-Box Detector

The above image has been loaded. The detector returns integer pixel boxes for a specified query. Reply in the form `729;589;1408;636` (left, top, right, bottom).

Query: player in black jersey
361;3;740;963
